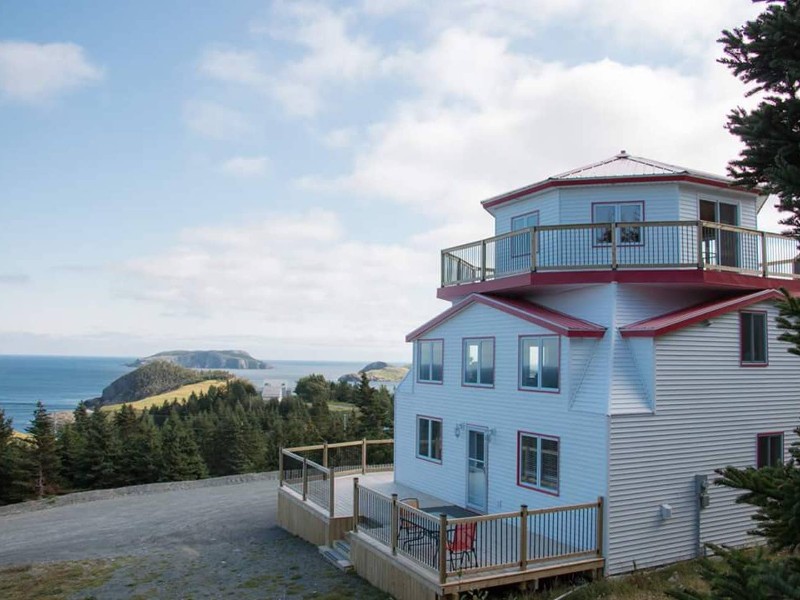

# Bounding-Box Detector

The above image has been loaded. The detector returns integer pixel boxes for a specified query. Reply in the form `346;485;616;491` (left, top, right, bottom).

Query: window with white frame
463;338;494;386
757;433;783;468
592;202;643;244
417;339;443;383
520;336;560;391
417;416;442;462
518;432;559;492
741;311;768;365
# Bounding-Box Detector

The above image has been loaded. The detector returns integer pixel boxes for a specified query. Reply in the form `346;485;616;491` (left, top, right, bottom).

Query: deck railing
352;478;603;584
279;439;394;517
441;220;800;287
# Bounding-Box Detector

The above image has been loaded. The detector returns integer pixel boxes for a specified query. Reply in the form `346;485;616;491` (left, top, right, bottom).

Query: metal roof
405;294;606;342
619;289;785;337
481;151;766;211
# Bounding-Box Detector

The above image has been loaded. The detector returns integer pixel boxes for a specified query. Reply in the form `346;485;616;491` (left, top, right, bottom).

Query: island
127;350;270;370
337;361;410;384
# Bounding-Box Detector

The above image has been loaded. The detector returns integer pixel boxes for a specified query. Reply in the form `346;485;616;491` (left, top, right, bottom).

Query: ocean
0;355;370;430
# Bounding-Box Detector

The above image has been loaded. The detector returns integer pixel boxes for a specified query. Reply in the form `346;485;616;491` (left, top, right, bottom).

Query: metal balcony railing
441;220;800;287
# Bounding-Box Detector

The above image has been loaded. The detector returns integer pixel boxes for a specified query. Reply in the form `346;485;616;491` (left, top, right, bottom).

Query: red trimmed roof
619;289;785;337
481;152;763;212
406;294;606;342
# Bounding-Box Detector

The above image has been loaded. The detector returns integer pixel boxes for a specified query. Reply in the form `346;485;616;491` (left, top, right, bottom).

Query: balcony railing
441;220;800;287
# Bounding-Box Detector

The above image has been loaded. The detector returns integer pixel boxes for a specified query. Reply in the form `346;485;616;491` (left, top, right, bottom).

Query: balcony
441;220;800;290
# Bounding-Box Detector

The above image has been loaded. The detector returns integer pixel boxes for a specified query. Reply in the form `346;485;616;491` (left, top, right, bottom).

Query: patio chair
397;498;425;548
446;522;478;571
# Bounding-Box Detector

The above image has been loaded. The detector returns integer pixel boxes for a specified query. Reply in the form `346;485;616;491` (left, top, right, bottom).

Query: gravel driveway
0;474;387;599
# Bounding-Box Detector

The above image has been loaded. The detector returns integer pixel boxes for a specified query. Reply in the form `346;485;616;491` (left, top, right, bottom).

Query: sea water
0;355;369;430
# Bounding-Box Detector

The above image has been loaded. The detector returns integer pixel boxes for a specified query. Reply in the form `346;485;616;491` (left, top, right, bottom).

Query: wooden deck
330;472;453;518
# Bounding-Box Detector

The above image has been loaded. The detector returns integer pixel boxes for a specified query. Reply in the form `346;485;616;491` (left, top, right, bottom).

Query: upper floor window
510;212;539;259
592;202;643;245
463;338;494;386
520;336;560;391
740;311;768;365
417;339;443;383
757;433;783;468
511;211;539;231
518;432;559;494
417;416;442;462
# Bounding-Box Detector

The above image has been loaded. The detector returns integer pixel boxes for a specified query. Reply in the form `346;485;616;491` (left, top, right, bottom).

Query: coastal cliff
127;350;270;370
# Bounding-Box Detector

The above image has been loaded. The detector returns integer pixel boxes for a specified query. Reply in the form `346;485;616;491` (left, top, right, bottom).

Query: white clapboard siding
558;183;680;224
394;301;608;516
677;184;758;229
606;300;800;574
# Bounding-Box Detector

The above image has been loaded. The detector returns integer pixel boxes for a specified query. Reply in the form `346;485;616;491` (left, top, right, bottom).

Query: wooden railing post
391;493;399;555
438;513;448;584
328;468;335;518
519;504;528;571
610;222;618;269
361;438;367;475
761;231;769;277
323;442;329;468
353;477;360;532
697;220;705;269
596;496;604;558
480;240;487;281
301;457;308;501
278;448;284;488
530;227;537;272
440;251;446;287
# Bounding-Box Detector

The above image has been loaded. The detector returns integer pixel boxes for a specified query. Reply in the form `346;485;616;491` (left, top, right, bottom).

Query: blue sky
0;0;786;361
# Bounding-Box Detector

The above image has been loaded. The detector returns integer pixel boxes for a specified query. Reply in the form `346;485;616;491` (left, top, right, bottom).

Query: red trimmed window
518;432;559;493
463;338;494;386
592;202;643;245
520;336;559;391
417;340;443;383
417;416;442;462
740;311;768;365
757;433;783;468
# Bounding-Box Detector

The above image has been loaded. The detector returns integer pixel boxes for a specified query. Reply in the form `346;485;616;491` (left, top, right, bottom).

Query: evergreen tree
79;410;119;489
0;408;27;504
25;401;61;498
295;374;331;404
161;411;206;481
718;0;800;235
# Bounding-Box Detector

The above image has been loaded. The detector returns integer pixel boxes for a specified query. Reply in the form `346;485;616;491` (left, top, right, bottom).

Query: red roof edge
619;289;786;338
406;294;606;342
481;175;759;212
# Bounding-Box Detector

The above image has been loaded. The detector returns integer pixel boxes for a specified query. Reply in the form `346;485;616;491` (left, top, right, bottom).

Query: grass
510;560;709;600
0;559;122;600
11;431;31;440
328;401;360;413
99;379;228;412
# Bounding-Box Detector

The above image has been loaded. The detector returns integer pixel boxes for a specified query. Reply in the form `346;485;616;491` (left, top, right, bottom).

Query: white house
393;151;800;576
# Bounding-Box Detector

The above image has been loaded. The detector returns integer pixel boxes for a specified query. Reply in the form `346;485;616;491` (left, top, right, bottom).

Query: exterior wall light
454;423;466;438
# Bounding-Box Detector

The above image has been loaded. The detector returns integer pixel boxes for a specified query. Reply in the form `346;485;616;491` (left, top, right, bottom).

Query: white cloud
220;155;271;177
202;2;381;117
0;41;103;104
183;100;249;140
311;27;755;224
0;274;30;285
122;209;443;356
323;127;357;148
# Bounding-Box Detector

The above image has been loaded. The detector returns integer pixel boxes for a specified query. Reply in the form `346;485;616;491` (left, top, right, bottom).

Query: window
592;202;643;244
518;432;559;493
463;338;494;386
510;212;539;259
741;311;768;365
511;212;539;231
417;416;442;462
417;339;443;383
757;433;783;468
520;336;559;391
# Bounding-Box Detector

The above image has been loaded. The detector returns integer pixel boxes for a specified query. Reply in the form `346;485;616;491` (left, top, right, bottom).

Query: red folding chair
446;522;478;570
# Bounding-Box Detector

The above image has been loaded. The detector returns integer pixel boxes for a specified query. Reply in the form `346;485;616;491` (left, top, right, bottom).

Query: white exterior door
466;428;488;512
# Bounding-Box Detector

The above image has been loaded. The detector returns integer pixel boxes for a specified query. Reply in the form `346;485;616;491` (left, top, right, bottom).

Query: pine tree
161;411;206;481
718;0;800;235
24;401;61;498
79;410;119;489
0;408;27;504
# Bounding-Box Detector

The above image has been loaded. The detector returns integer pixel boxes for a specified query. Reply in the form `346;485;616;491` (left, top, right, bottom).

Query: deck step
319;545;353;572
333;539;351;558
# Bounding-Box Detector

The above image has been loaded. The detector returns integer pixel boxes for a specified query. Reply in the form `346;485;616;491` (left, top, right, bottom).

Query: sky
0;0;790;362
